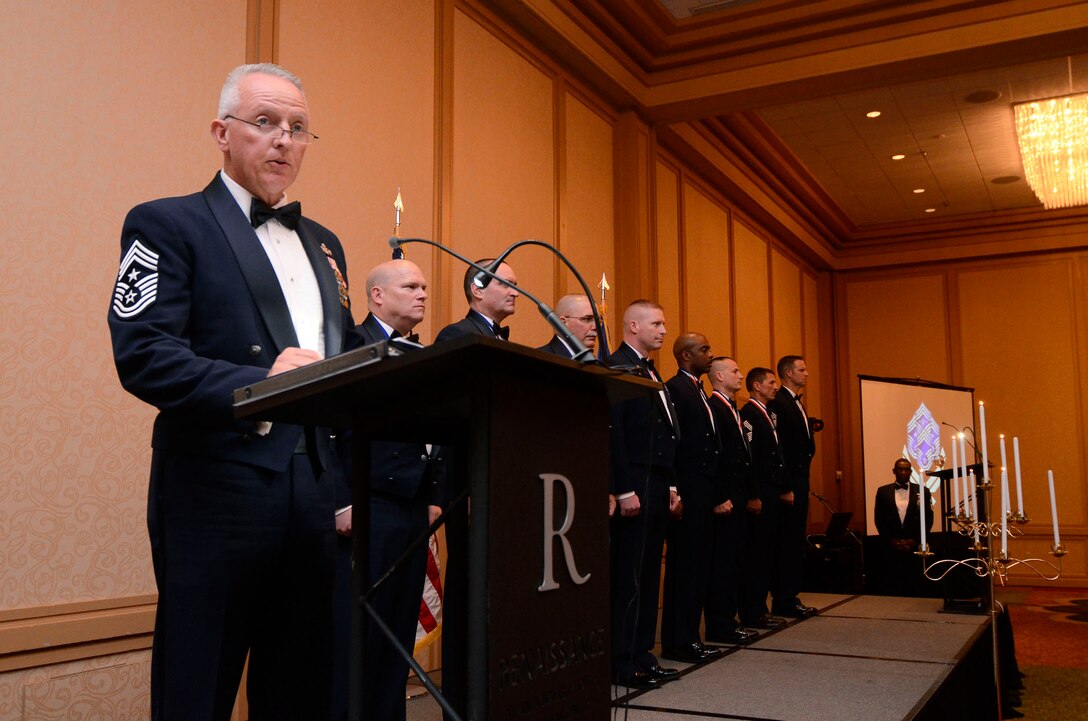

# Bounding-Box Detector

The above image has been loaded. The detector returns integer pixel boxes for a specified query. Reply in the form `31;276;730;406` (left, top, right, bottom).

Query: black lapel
359;313;389;345
467;310;495;336
203;175;299;353
297;222;343;357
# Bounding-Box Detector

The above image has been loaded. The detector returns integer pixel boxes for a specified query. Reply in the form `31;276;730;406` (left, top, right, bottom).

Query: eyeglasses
565;314;596;324
224;115;319;145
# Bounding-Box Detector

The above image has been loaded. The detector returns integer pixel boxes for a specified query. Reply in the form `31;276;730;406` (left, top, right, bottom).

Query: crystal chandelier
1014;92;1088;209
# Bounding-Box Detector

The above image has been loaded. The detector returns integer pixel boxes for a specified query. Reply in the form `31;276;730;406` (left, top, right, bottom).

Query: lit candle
999;434;1008;482
1048;470;1060;548
1012;437;1024;516
979;401;989;482
950;434;961;514
959;434;969;517
1000;467;1009;557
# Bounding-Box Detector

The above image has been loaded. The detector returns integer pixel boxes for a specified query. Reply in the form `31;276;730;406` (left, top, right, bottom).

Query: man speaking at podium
108;64;358;721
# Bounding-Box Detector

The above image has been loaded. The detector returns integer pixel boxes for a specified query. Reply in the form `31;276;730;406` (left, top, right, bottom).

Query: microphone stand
486;238;608;362
389;237;594;362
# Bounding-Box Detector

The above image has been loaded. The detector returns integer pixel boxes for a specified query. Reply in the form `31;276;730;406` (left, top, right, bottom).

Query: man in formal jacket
434;258;518;342
536;293;597;358
767;355;818;618
332;259;445;721
608;300;682;689
739;367;788;630
108;64;358;721
873;458;934;595
704;357;758;644
660;333;724;664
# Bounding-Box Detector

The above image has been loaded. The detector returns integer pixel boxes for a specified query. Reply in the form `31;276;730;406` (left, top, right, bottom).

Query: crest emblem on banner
112;239;159;318
906;403;940;469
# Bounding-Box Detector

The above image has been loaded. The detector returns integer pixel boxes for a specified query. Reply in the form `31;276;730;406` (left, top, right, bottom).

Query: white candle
951;434;961;514
1012;437;1024;516
979;401;989;482
999;434;1008;480
959;434;969;516
968;469;978;520
1000;468;1009;557
1048;470;1060;547
918;480;927;552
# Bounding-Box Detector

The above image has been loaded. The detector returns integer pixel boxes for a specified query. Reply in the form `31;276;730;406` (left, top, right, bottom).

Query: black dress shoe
613;671;658;689
646;664;680;682
661;642;715;663
748;615;785;629
773;603;817;618
707;628;758;644
694;642;724;658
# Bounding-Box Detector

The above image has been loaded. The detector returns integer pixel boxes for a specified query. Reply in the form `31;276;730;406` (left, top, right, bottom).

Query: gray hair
218;63;305;118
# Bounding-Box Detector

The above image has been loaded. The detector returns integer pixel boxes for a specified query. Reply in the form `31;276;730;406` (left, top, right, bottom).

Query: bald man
607;300;681;688
537;294;598;358
333;259;445;721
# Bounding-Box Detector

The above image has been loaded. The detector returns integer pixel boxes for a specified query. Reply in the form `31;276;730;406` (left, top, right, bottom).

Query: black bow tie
493;324;510;341
794;393;803;401
251;199;301;230
390;330;420;344
895;481;909;490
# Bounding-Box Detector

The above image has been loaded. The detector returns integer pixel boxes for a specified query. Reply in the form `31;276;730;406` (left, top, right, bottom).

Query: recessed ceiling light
990;175;1021;184
924;208;936;213
866;111;882;118
891;154;906;160
913;188;926;194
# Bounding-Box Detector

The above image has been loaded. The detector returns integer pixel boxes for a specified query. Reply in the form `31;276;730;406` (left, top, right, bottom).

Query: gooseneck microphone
388;237;594;362
484;238;608;361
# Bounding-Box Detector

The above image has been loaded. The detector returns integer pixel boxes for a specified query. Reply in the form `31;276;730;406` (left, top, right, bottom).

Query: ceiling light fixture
866;111;881;118
925;208;936;213
913;188;925;194
1014;92;1088;209
891;154;906;160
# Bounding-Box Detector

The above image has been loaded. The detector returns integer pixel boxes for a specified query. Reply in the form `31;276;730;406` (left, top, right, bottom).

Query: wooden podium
234;334;656;721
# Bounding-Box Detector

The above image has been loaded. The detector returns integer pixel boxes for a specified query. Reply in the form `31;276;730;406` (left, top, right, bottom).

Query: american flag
414;534;443;651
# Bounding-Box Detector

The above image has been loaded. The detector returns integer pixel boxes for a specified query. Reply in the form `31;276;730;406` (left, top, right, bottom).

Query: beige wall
836;252;1088;584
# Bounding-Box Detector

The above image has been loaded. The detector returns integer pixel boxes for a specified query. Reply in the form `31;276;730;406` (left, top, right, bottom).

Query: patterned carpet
1002;586;1088;721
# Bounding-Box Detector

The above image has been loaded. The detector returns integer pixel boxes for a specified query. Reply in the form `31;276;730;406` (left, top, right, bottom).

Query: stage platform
406;593;995;721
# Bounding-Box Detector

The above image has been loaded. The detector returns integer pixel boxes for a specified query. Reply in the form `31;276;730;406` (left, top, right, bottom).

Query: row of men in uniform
347;254;823;695
106;62;817;721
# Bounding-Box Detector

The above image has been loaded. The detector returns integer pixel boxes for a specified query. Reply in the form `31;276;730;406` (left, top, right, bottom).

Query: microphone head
472;259;500;289
388;236;401;249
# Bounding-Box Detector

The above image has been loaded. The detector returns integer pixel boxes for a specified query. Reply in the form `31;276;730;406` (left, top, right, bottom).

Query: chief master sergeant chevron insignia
112;239;160;318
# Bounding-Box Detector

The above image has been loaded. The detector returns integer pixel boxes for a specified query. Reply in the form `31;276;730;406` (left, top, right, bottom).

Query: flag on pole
414;533;443;652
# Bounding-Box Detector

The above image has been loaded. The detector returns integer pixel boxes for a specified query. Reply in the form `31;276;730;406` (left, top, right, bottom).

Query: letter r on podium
538;473;591;592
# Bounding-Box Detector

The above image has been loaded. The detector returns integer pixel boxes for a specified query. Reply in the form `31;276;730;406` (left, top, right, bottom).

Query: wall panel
281;0;438;336
958;260;1086;546
771;250;803;362
732;222;772;378
654;162;681;376
681;183;731;354
562;93;614;311
450;8;556;345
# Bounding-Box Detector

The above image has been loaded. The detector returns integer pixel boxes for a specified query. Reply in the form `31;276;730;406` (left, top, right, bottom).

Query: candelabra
915;482;1066;585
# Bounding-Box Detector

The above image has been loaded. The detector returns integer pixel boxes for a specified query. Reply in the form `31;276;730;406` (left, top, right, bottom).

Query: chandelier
1014;92;1088;209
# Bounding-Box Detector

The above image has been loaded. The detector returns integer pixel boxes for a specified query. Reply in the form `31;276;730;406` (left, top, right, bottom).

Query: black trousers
660;473;713;649
772;487;809;609
148;450;336;721
610;472;669;676
705;504;746;636
739;490;781;625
